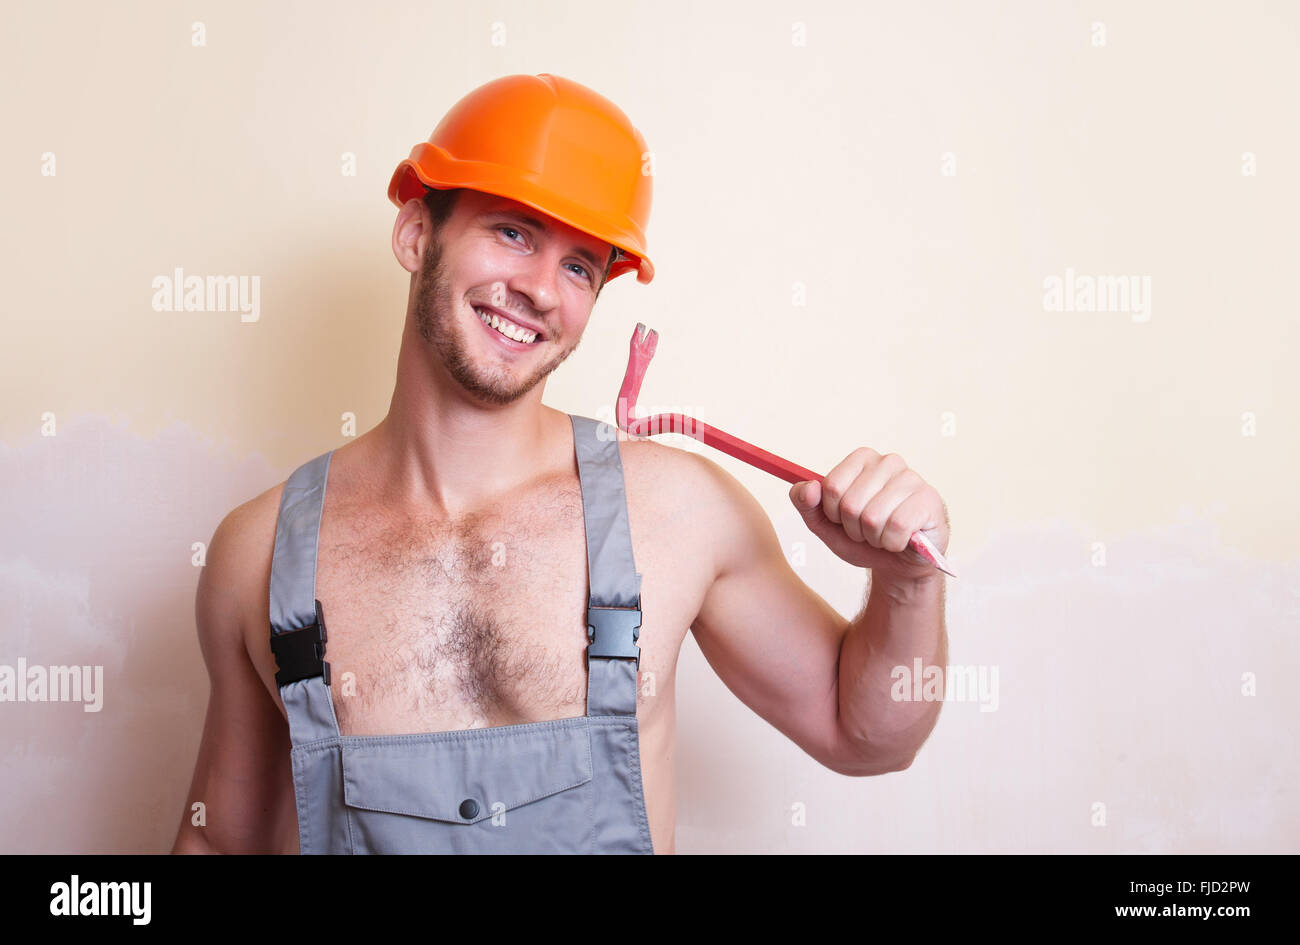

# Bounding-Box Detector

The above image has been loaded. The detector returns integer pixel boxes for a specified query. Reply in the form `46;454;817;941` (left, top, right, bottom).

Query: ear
392;199;432;274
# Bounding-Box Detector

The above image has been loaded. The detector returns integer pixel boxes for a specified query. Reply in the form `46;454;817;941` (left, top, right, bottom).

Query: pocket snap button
459;798;480;819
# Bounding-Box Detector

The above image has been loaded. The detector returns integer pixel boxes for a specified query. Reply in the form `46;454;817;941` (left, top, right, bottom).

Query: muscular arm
171;502;298;854
685;452;932;776
838;566;946;771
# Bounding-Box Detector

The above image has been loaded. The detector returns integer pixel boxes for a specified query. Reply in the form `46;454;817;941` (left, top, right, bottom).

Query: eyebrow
484;207;607;272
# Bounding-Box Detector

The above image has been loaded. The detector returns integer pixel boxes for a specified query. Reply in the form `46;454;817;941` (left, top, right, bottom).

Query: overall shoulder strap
569;414;643;717
269;449;340;744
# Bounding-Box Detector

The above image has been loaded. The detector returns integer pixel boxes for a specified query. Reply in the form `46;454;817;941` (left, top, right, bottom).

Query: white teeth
475;307;537;344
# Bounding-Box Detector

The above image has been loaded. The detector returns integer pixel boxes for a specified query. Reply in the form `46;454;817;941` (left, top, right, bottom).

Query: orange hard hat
388;73;655;285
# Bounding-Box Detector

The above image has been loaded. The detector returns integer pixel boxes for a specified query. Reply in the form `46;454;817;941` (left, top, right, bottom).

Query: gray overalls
267;413;654;854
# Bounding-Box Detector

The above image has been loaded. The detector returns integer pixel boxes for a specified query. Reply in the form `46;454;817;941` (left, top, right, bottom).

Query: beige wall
2;0;1296;853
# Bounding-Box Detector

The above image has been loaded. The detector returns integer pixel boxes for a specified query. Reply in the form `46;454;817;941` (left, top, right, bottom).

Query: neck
365;317;564;520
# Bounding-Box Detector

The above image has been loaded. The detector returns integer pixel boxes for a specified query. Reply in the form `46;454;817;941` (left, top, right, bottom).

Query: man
171;73;949;855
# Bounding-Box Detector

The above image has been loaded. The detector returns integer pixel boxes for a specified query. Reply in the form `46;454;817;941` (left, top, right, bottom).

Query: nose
507;246;563;317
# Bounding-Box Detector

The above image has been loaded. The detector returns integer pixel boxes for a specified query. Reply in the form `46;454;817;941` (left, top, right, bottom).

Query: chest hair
321;487;592;732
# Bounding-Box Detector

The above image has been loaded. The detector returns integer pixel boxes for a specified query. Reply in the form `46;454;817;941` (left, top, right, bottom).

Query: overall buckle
270;598;331;686
586;604;642;669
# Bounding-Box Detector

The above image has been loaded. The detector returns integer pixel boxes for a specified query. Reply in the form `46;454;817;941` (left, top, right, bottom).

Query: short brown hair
423;186;619;296
422;185;462;234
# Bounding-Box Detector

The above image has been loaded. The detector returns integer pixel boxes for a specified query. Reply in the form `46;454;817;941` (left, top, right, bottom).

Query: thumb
789;479;822;513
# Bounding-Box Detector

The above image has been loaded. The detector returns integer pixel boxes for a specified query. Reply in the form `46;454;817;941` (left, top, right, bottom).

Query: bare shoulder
616;435;726;496
614;434;716;507
614;435;773;579
196;477;287;664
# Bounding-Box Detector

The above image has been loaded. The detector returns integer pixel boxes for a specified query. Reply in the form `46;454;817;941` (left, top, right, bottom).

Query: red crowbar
615;323;956;578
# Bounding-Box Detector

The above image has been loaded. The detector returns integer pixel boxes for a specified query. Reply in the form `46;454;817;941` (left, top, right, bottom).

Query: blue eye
498;226;591;282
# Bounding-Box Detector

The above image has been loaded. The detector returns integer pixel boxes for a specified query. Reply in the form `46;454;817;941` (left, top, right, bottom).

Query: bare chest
261;468;698;737
320;483;594;734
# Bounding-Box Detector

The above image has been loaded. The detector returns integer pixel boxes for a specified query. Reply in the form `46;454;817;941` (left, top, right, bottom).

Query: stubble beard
412;234;581;406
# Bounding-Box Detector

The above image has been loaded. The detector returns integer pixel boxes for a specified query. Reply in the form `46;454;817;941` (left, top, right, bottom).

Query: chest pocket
340;718;595;854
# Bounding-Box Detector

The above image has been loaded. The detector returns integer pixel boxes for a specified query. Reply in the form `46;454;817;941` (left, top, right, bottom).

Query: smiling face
410;188;617;406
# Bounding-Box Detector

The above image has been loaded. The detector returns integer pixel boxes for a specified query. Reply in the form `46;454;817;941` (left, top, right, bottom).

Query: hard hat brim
387;159;654;285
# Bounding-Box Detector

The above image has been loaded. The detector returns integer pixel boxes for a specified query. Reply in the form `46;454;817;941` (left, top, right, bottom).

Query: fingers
846;465;921;548
821;448;938;553
870;482;935;553
821;448;879;525
821;450;904;537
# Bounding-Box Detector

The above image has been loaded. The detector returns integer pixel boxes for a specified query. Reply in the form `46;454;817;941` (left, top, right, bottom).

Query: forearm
836;571;948;770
